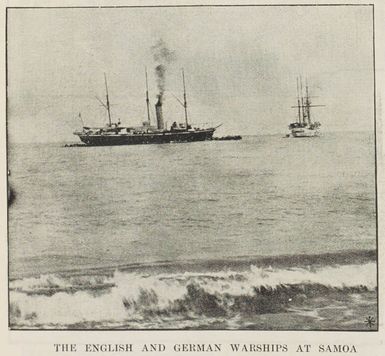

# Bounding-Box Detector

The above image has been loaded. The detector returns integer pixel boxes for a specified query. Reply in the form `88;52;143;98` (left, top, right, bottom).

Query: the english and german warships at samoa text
287;77;324;138
74;70;219;146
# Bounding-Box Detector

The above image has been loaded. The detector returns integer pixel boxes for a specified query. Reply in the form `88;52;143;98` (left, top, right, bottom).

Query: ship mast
291;77;325;127
305;79;311;124
296;77;301;124
182;69;189;129
300;76;305;125
104;73;112;127
145;67;151;125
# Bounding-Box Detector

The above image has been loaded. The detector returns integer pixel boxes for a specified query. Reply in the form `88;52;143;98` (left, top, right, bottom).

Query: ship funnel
155;96;164;130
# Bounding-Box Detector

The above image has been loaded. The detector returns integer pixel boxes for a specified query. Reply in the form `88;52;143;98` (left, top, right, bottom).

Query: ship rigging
74;70;219;146
287;77;324;138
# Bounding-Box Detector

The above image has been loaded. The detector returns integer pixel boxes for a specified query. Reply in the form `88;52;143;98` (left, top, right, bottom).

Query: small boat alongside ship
74;71;219;146
287;77;323;138
212;135;242;141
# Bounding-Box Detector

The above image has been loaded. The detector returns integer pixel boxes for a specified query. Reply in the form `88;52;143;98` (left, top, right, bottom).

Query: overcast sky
7;5;374;143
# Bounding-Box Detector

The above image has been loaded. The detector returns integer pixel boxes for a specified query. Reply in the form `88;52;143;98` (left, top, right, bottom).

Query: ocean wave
9;261;376;329
11;249;376;280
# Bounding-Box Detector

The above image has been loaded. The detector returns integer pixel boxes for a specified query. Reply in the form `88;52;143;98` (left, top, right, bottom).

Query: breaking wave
9;251;377;329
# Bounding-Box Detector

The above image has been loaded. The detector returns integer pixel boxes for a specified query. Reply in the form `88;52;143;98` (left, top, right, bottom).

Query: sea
8;132;377;330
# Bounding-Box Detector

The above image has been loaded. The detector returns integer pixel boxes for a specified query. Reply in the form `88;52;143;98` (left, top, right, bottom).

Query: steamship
288;77;323;138
73;71;218;146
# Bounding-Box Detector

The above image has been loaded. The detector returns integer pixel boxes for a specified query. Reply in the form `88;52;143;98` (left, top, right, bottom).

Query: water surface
8;132;377;329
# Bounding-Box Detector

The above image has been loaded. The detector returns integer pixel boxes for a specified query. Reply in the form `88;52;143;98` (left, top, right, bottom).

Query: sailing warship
74;70;218;146
288;77;323;138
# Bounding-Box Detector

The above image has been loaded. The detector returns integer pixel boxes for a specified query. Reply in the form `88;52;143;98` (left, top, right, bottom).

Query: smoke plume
152;39;176;102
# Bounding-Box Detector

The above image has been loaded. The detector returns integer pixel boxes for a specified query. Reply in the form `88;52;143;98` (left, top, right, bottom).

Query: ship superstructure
288;77;323;138
74;70;218;146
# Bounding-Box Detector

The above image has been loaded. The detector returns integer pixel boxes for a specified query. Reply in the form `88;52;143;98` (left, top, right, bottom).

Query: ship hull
76;129;215;146
290;128;320;138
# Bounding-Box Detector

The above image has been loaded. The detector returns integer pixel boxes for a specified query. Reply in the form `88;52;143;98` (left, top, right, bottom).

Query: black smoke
152;39;176;101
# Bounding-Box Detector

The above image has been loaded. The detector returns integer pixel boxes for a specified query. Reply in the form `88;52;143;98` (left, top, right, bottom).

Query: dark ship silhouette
74;70;218;146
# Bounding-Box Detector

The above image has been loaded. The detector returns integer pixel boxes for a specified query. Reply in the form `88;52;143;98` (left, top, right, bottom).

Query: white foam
10;262;376;327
